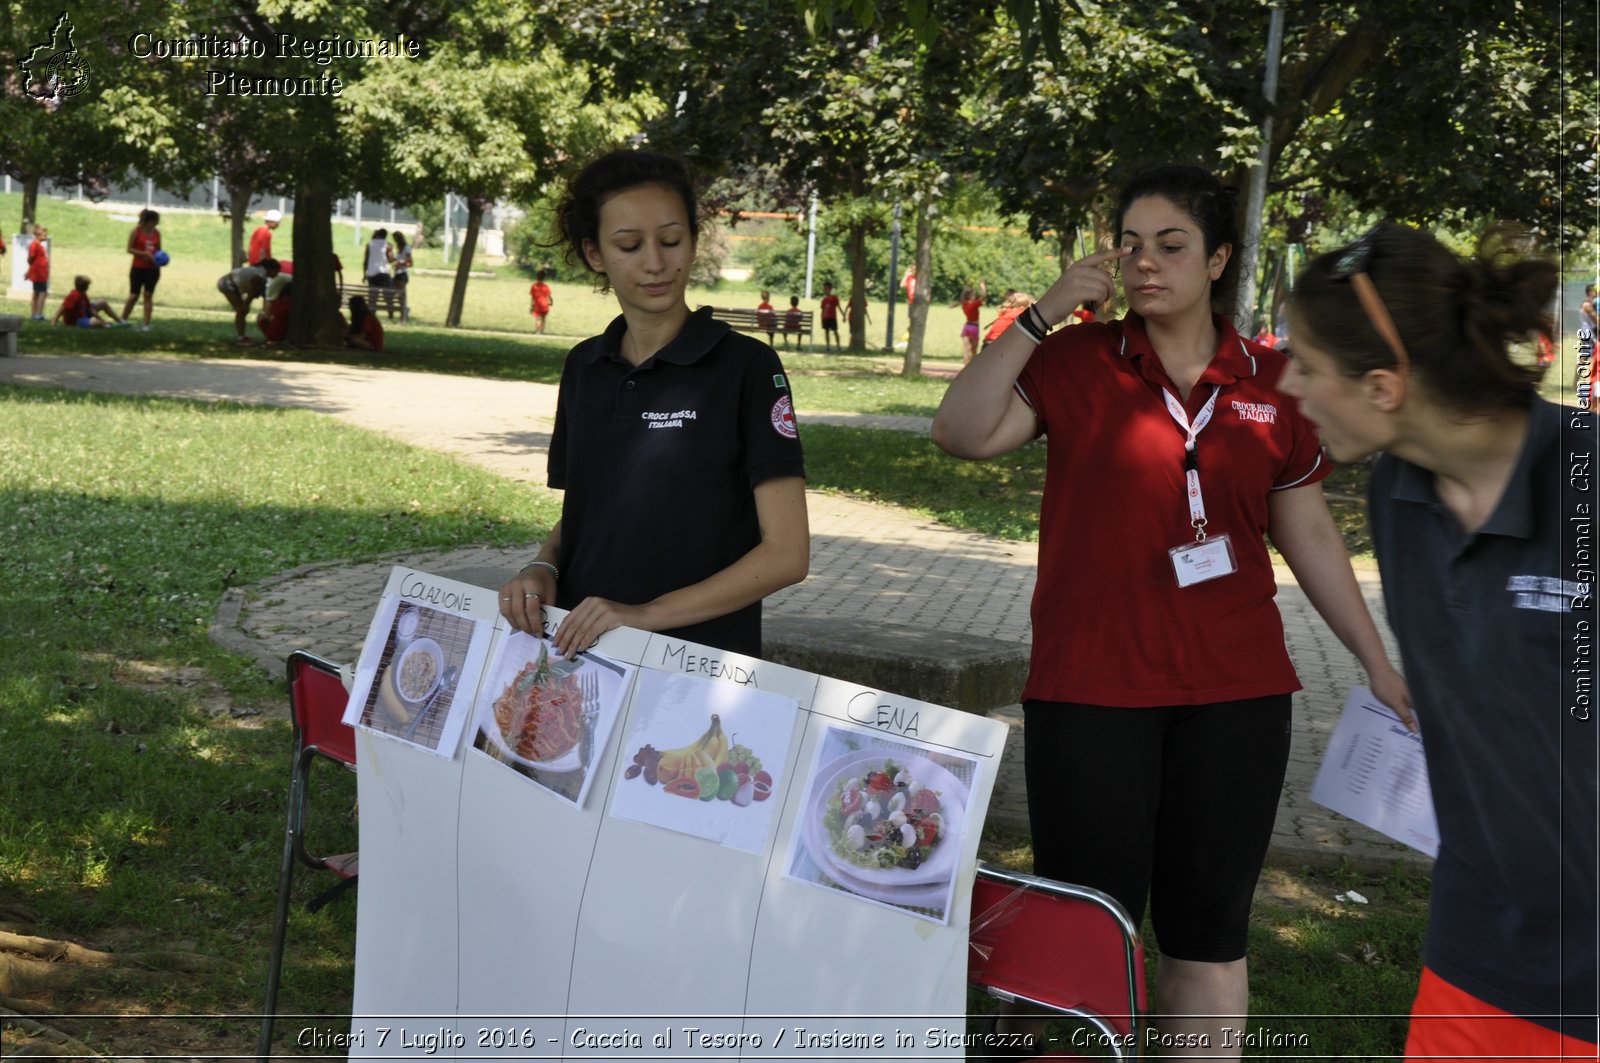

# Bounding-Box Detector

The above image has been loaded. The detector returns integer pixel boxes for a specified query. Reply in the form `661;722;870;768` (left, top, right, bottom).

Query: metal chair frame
257;650;359;1062
968;862;1148;1060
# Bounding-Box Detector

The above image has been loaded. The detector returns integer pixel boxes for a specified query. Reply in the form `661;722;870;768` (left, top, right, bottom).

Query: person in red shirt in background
54;275;127;327
344;295;384;352
957;282;988;363
981;291;1034;352
256;261;294;343
782;295;804;349
530;269;553;333
1534;329;1556;380
257;288;292;343
1251;317;1281;349
818;281;841;352
249;209;281;266
755;289;776;345
26;225;50;320
122;209;162;330
845;292;870;343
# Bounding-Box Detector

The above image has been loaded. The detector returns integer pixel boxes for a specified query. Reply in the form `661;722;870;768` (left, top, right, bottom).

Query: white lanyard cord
1160;386;1221;542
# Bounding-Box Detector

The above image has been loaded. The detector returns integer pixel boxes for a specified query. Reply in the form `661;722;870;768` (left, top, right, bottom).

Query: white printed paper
1310;687;1439;857
608;668;799;852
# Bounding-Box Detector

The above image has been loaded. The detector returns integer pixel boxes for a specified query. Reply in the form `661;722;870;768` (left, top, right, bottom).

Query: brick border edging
205;542;526;682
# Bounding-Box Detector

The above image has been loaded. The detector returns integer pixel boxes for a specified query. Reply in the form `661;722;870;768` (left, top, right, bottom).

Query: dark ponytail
1291;222;1555;414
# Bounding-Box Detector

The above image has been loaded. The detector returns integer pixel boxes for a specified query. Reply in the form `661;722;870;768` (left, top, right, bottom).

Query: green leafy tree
344;43;659;327
193;0;461;345
0;2;161;232
822;0;1593;323
1268;3;1595;249
765;32;932;353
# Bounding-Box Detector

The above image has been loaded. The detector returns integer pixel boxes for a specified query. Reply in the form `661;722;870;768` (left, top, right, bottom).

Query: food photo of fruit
606;668;801;854
622;716;777;809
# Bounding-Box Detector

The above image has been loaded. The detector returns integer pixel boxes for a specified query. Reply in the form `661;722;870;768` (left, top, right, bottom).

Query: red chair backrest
288;651;356;767
968;866;1147;1036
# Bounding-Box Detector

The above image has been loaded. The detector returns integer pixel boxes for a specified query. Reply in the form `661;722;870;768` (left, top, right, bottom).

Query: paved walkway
0;352;1429;871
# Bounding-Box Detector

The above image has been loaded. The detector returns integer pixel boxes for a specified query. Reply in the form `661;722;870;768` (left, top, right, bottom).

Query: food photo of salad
824;760;945;872
787;726;978;924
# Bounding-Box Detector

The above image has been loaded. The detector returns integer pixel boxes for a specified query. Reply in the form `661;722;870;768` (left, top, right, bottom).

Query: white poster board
339;567;1009;1060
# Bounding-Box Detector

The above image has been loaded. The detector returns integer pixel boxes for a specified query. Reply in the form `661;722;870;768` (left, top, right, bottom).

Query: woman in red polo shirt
934;165;1410;1060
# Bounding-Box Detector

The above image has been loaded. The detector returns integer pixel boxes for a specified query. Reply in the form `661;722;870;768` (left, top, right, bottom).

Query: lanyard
1160;385;1221;542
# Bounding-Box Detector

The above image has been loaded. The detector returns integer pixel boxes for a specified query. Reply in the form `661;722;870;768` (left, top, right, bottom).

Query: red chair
968;863;1149;1060
257;651;359;1062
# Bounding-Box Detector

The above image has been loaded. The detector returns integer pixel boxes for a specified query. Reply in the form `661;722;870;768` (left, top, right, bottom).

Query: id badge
1169;533;1237;588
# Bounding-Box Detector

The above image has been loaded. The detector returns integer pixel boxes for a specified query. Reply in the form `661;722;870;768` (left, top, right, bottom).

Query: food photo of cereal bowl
382;636;444;719
396;637;445;702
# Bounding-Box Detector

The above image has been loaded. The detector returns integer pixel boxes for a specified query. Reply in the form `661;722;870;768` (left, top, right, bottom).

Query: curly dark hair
553;150;700;291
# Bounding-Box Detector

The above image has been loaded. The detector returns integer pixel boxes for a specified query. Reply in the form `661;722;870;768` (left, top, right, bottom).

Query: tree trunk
287;180;344;347
224;181;253;269
902;200;934;378
847;223;868;352
20;175;40;234
445;196;485;328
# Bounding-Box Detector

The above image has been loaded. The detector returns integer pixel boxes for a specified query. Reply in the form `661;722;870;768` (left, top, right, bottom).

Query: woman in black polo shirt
1280;223;1596;1059
498;151;809;658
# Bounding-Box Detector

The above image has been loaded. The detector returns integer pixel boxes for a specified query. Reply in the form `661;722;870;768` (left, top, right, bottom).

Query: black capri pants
1023;694;1292;963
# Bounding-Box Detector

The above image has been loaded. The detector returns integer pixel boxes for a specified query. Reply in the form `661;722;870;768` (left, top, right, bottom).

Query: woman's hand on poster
550;596;645;659
1369;663;1417;733
1033;246;1131;327
498;567;556;636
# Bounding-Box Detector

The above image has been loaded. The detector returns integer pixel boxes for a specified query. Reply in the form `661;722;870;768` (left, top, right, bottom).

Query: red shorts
1406;967;1597;1061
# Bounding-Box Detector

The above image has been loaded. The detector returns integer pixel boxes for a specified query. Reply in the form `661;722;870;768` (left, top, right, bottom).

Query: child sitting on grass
53;275;128;328
344;295;385;352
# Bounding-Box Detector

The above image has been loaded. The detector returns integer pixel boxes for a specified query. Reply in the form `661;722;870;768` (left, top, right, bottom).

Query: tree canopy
4;0;1591;344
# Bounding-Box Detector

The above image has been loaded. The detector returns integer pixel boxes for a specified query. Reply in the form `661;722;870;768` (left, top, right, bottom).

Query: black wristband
1026;304;1053;336
1012;313;1046;344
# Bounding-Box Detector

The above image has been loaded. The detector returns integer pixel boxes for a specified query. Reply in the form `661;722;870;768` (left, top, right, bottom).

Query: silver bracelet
519;559;560;580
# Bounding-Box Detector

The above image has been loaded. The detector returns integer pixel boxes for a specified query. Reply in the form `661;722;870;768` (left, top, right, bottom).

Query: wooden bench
336;281;409;322
705;305;813;350
0;314;21;357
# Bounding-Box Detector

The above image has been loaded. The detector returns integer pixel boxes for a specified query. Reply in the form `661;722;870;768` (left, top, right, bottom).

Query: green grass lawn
0;384;559;1055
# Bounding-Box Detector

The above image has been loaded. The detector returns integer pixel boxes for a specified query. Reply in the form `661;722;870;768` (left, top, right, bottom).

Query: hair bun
1458;226;1556;347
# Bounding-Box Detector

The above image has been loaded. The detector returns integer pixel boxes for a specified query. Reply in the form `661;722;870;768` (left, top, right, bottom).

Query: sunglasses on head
1331;227;1410;375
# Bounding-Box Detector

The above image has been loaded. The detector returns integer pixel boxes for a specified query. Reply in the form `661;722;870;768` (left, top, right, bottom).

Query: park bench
0;314;20;357
705;305;813;350
336;281;409;322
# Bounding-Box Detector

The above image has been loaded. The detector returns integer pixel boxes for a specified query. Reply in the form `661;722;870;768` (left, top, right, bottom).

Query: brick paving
0;352;1429;871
